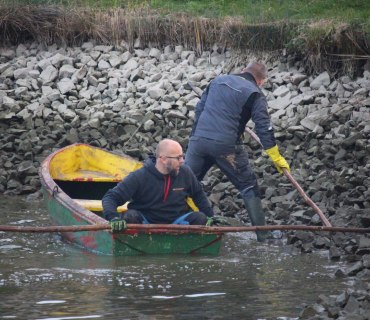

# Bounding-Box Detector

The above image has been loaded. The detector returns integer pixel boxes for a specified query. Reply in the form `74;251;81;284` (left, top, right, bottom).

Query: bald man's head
155;139;182;158
155;139;184;175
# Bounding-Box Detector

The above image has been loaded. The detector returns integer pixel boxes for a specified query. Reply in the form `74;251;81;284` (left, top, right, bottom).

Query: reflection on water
0;195;349;320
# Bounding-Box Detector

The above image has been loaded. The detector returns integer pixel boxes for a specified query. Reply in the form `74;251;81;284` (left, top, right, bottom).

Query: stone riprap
0;42;369;318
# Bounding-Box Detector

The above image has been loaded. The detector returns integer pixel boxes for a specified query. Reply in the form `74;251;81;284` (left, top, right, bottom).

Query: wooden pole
0;224;111;233
245;127;332;227
0;224;368;234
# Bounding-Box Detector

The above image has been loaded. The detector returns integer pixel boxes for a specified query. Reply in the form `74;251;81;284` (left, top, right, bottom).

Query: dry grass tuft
294;20;369;76
0;5;106;45
0;4;295;51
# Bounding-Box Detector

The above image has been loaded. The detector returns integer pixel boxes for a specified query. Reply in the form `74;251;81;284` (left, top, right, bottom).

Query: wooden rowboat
39;143;223;255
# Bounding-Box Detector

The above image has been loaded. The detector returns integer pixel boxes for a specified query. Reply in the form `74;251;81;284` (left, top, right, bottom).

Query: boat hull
40;144;223;256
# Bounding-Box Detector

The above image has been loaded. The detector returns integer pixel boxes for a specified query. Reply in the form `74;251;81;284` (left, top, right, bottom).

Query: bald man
185;62;290;242
102;139;214;230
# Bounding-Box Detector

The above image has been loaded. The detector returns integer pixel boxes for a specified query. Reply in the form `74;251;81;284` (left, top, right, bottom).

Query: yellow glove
265;145;290;174
186;197;199;212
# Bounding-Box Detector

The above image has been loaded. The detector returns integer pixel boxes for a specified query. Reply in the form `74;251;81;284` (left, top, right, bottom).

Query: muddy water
0;195;349;320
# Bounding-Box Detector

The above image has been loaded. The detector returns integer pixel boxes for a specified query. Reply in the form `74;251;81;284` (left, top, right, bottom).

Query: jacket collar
235;72;257;85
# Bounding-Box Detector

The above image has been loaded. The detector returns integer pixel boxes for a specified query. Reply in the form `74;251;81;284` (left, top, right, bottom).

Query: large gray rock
123;58;139;71
148;87;165;100
57;78;75;94
0;48;15;59
310;71;330;89
13;67;31;79
268;94;291;110
39;65;58;84
59;64;77;78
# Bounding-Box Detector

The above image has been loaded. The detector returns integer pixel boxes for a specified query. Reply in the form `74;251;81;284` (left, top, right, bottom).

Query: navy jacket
102;156;214;223
192;72;276;149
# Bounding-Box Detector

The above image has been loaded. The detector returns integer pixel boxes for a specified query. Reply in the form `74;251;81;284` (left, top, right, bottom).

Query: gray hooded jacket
192;72;276;149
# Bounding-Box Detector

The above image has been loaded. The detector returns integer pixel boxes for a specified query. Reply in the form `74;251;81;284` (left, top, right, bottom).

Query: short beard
169;168;179;176
165;163;179;176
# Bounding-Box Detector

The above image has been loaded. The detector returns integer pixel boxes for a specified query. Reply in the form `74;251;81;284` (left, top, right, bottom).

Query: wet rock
299;305;317;318
329;245;342;260
334;268;346;278
313;236;331;249
356;236;370;255
358;213;370;228
362;254;370;268
17;160;38;178
343;295;360;314
6;179;22;192
345;261;363;276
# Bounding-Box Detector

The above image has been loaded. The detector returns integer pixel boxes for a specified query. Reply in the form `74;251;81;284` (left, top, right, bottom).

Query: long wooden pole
244;127;332;227
0;224;368;233
188;82;332;227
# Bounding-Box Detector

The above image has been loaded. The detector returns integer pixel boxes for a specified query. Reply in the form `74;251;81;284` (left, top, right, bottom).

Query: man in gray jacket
185;62;290;241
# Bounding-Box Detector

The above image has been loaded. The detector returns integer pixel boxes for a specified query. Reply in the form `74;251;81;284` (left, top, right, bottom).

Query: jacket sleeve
191;83;210;136
185;167;214;217
102;173;139;221
250;93;276;150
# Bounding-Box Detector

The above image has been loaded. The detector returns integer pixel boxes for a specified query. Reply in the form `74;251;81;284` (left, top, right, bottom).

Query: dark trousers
123;209;208;225
185;136;260;199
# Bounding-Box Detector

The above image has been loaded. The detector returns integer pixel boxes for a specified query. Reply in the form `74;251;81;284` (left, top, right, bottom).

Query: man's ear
256;79;265;87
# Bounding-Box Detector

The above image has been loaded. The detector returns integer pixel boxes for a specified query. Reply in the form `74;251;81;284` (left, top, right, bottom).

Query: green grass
149;0;370;23
6;0;369;24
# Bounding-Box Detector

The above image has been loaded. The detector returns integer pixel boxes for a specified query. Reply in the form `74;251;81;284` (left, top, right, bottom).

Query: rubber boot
243;197;269;242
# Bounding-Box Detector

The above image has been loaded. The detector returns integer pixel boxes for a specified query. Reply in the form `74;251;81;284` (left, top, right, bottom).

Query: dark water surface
0;195;350;320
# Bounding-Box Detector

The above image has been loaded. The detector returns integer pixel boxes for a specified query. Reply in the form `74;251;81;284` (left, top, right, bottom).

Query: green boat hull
41;187;222;256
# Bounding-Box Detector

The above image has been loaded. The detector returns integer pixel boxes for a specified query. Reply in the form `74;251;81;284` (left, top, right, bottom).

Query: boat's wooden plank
74;199;128;212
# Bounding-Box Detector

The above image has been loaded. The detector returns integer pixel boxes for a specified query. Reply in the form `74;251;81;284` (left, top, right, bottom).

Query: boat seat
74;199;128;212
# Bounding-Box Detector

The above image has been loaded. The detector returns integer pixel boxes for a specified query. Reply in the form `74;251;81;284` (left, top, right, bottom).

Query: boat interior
49;145;142;215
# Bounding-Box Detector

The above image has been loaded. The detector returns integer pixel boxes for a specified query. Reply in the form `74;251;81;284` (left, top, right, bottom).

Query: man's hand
206;216;230;226
110;218;127;233
265;145;290;174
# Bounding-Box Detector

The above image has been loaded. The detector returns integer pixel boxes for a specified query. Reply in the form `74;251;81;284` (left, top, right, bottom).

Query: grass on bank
0;1;368;76
3;0;370;24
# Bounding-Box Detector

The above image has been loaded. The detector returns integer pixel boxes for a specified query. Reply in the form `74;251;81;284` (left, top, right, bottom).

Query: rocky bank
0;41;369;319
